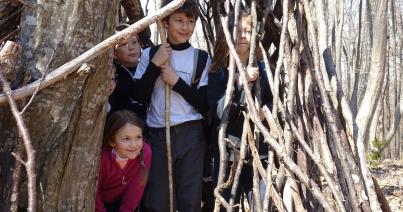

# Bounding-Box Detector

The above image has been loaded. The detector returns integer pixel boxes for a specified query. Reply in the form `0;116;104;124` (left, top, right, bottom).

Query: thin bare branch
272;0;289;117
10;144;23;212
0;71;36;212
213;4;237;210
285;110;346;212
229;113;249;209
20;45;58;114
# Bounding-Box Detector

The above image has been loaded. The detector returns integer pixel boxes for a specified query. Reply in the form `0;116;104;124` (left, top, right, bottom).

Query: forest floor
371;159;403;212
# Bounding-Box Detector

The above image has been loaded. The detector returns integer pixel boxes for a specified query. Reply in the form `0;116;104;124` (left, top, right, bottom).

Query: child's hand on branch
151;43;172;67
160;64;179;86
245;66;259;82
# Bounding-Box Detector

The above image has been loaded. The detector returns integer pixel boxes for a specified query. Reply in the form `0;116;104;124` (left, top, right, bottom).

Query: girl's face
114;36;141;68
110;123;143;160
235;16;252;56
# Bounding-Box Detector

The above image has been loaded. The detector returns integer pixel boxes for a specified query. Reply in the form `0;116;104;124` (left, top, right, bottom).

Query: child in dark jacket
207;9;272;208
109;24;147;119
96;110;152;212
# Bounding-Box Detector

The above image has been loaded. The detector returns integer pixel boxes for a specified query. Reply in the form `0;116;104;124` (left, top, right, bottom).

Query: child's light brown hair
114;23;141;48
209;10;262;73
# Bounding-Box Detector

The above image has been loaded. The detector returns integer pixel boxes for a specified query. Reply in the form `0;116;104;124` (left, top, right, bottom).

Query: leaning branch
0;0;186;104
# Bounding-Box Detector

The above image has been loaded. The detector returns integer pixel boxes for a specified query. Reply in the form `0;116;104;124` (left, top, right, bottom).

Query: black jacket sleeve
172;78;209;113
207;69;244;120
132;62;160;105
258;61;273;110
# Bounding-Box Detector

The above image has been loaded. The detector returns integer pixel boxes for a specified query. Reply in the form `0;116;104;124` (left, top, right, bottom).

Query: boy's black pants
143;120;205;212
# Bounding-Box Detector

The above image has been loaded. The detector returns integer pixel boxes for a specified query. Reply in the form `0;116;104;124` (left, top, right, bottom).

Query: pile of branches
0;0;391;211
212;0;390;211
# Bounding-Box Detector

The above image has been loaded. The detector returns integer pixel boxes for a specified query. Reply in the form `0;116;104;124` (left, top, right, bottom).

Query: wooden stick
301;1;363;210
258;42;286;117
284;110;346;211
213;7;237;211
0;0;186;104
0;65;36;212
247;4;264;209
248;0;258;68
271;0;289;117
228;113;249;209
10;145;23;212
156;1;174;211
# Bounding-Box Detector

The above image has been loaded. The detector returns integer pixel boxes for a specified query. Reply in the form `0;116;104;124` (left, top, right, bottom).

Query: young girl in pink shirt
96;110;152;212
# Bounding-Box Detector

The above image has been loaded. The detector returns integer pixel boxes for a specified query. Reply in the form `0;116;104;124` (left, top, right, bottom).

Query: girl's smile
111;123;143;160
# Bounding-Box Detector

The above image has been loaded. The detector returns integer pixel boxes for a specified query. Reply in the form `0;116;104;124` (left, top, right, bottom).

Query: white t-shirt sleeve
134;47;151;80
197;56;211;88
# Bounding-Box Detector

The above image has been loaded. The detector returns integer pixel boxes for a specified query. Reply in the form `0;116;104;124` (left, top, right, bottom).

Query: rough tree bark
0;0;118;210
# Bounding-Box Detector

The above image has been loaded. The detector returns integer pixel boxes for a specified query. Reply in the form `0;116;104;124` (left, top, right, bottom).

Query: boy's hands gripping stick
151;43;172;67
160;63;179;86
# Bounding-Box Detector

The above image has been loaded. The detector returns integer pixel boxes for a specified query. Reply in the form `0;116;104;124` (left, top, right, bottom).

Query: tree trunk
0;0;118;210
350;0;363;117
355;0;374;111
121;0;154;48
355;0;389;211
380;0;401;159
334;0;344;91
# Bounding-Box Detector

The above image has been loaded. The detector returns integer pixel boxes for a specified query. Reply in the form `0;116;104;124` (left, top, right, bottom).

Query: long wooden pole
0;0;186;104
156;4;174;211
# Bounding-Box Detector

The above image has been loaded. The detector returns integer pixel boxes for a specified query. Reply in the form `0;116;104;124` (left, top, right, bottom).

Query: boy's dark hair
162;0;199;20
115;23;130;32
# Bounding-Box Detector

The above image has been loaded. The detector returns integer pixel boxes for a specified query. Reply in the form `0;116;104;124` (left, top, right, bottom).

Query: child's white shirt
135;45;210;128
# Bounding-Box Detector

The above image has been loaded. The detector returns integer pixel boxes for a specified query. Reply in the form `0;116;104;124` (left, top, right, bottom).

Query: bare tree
355;0;389;211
